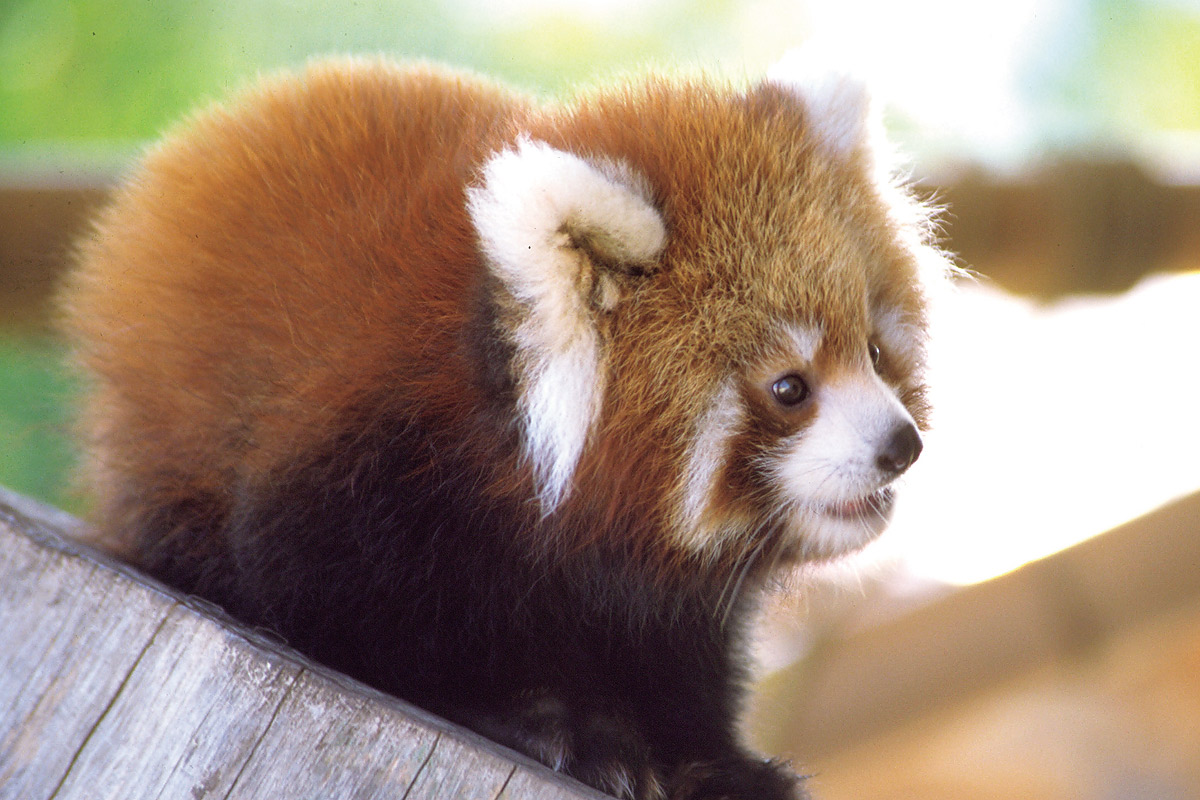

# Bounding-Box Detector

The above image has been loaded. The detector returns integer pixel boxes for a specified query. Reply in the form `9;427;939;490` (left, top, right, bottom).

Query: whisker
718;532;769;630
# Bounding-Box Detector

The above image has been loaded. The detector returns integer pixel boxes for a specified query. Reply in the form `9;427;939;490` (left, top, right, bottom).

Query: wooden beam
0;487;606;800
0;174;111;333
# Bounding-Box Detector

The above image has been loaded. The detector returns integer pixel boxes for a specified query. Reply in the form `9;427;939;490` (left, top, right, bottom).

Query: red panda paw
566;709;666;800
457;690;665;800
667;756;808;800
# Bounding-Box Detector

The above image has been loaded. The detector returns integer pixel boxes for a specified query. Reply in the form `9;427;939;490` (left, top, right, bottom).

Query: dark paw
569;710;665;800
669;756;807;800
457;690;665;799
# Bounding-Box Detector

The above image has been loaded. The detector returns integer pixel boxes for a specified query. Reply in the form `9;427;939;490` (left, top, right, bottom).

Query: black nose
876;422;923;476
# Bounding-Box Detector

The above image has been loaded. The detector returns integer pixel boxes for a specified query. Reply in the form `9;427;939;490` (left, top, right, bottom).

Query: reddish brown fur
530;80;932;565
65;61;530;551
64;59;933;575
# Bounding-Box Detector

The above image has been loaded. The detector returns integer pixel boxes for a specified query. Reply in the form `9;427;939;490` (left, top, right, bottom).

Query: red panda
61;57;944;800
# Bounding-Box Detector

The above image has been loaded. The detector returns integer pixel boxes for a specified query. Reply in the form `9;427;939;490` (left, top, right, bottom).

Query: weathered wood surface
0;487;607;800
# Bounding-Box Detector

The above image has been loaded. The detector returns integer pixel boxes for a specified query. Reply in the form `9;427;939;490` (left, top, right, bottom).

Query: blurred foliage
0;0;751;146
0;0;1196;148
0;337;79;512
0;0;218;143
1025;0;1200;146
1092;0;1200;131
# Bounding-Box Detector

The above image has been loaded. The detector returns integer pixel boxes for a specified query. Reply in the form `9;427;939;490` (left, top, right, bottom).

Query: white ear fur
467;138;666;512
767;46;877;159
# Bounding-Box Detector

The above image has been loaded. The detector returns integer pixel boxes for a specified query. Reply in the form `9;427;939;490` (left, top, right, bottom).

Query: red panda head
468;62;944;568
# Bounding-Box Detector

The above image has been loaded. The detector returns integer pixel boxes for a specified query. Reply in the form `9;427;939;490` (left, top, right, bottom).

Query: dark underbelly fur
133;420;807;800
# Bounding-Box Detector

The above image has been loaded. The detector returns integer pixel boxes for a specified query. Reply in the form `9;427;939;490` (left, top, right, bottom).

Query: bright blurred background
2;1;1199;798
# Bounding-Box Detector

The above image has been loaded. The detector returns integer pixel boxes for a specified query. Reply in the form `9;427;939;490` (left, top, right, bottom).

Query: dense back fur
65;62;529;558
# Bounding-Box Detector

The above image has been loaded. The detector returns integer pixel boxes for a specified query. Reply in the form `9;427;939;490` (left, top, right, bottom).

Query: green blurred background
2;0;1197;152
2;0;1199;513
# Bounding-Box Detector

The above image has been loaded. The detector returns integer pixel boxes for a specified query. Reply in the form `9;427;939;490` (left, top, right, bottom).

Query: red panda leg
459;690;665;800
454;689;806;800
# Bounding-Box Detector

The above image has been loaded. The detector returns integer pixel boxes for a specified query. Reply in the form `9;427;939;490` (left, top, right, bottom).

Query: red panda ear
762;47;881;161
468;137;666;306
467;138;666;511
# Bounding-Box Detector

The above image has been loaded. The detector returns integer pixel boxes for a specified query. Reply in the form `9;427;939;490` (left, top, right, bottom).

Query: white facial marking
772;371;917;559
466;138;666;512
677;380;743;546
785;322;823;364
873;303;924;375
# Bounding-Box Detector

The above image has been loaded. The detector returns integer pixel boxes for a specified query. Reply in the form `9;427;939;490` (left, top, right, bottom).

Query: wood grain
0;487;605;800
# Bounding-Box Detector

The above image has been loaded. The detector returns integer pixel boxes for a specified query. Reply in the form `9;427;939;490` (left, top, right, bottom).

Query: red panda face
677;322;924;563
469;63;943;566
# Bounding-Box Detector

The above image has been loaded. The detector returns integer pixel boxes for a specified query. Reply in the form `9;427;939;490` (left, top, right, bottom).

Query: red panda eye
868;341;881;370
771;374;810;407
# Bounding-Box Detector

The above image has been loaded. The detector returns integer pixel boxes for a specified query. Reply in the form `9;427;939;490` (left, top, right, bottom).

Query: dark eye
868;341;881;370
771;374;810;407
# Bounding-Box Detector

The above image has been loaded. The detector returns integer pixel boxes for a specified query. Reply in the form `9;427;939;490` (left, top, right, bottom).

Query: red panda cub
62;58;942;799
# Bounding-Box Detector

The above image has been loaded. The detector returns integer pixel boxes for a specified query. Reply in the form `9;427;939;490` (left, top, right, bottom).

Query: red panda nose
876;422;923;476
